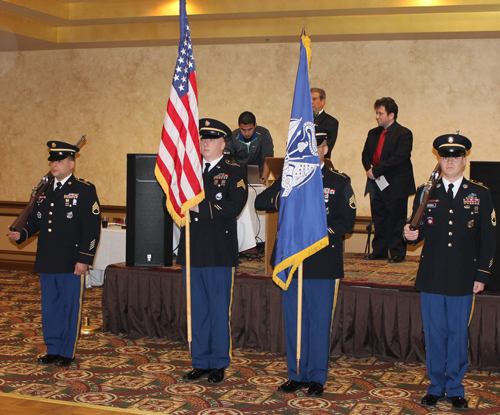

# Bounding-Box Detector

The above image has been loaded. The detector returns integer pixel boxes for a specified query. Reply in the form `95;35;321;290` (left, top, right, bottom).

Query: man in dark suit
404;134;496;410
311;87;339;159
179;118;248;385
255;127;356;397
8;141;101;367
361;97;415;263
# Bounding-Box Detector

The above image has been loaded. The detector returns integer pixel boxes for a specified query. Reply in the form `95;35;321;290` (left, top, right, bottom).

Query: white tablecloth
88;226;126;287
173;185;266;253
89;187;267;286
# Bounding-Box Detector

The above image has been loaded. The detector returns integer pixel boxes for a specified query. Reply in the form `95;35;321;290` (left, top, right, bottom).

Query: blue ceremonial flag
272;33;329;290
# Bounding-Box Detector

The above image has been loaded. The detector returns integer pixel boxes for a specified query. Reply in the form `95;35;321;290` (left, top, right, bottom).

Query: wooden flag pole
296;262;303;377
185;210;193;358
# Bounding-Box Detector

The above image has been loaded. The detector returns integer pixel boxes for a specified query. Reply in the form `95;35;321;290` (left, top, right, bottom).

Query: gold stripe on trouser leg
330;279;341;333
71;274;85;358
228;267;236;360
468;293;476;327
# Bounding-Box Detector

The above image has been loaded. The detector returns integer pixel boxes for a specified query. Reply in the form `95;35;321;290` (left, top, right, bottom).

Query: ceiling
1;0;500;51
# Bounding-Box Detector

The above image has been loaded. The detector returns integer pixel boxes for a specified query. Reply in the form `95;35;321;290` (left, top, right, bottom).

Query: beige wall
1;39;500;215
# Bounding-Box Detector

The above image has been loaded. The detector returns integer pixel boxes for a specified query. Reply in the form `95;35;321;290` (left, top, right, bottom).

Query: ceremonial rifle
409;163;442;231
9;135;87;232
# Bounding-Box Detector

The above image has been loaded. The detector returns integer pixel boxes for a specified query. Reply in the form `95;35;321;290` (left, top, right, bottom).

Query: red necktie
373;129;388;166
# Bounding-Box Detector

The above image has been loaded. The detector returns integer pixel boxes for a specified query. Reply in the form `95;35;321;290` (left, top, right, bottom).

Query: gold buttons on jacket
48;229;52;232
50;203;54;207
48;220;52;224
449;209;453;213
448;243;452;247
449;221;453;225
448;232;452;236
49;212;53;215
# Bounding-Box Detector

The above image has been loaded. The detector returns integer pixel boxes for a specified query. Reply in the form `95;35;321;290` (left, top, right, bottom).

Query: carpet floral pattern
2;269;500;414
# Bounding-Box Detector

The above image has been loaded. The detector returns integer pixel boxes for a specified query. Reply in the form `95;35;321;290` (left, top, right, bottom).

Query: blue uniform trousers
421;292;474;397
283;278;340;385
40;273;85;359
183;266;235;370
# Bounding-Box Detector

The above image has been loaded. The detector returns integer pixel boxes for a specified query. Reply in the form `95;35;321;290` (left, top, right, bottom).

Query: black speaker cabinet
126;154;173;266
470;161;500;291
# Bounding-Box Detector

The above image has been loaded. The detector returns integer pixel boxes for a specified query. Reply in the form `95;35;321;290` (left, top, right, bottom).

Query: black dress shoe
364;254;389;260
207;368;225;384
421;394;445;406
183;368;212;382
37;354;59;365
307;381;324;396
55;356;74;367
447;396;468;409
388;256;405;263
277;379;310;393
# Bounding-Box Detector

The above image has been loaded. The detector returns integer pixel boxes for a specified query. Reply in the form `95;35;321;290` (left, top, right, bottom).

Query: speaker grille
126;154;173;266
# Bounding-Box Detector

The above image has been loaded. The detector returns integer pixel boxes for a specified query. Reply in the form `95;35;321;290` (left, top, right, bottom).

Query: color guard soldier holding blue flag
256;127;356;396
404;134;496;409
256;32;356;396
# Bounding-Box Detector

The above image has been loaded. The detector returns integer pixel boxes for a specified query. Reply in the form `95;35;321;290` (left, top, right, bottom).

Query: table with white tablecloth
173;184;266;253
88;226;126;287
90;188;266;286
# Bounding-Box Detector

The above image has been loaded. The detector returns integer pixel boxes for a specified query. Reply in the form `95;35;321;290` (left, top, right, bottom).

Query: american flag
155;0;204;227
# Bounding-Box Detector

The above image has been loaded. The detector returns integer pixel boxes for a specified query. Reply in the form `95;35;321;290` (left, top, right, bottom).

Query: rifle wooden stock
409;163;442;231
9;135;87;233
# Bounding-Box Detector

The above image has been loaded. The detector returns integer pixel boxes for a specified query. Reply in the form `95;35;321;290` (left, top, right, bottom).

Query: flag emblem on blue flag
272;34;329;290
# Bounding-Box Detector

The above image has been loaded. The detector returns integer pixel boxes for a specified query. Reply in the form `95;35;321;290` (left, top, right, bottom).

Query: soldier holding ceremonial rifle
404;133;496;409
7;139;101;367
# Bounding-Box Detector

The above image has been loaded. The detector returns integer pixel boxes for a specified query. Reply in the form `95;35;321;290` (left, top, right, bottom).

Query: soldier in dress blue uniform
179;118;248;385
255;127;356;396
404;134;496;409
8;141;101;367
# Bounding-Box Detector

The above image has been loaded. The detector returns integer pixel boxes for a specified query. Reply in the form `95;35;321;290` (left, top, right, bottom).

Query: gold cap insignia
51;142;56;148
205;120;210;126
448;136;454;143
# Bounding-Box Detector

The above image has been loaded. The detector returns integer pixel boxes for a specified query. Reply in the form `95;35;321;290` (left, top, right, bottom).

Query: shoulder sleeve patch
237;179;246;190
92;201;100;215
349;194;356;209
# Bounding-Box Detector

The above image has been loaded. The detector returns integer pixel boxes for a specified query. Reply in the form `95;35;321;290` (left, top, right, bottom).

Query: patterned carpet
2;262;500;414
